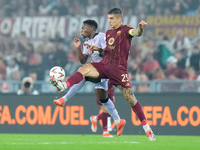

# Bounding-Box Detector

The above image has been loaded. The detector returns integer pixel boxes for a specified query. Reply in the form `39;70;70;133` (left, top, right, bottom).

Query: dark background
0;93;199;135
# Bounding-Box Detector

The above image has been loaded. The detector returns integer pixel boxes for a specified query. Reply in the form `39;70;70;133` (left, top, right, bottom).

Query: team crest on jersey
108;37;115;45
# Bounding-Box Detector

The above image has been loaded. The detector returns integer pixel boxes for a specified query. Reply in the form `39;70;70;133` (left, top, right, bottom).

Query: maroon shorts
91;62;132;88
95;81;115;106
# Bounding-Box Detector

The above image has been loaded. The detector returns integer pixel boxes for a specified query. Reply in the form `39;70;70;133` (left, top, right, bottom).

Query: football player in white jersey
52;20;115;137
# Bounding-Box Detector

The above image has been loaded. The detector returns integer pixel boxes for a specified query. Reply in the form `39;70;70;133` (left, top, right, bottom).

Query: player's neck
89;32;96;39
113;23;123;29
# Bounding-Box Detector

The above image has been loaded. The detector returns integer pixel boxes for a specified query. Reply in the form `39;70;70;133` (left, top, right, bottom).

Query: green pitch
0;134;199;150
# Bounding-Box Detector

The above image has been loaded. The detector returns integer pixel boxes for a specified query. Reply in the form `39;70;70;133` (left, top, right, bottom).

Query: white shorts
94;79;108;91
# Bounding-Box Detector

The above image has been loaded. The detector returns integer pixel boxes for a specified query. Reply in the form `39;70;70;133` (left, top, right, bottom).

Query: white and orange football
49;66;65;81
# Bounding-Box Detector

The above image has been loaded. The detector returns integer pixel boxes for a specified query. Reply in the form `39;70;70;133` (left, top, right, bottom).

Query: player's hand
73;38;81;49
88;45;101;53
83;43;91;49
138;21;147;29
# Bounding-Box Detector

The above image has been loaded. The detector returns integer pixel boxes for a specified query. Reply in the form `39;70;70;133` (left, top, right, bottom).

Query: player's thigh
116;85;137;106
95;88;108;99
77;64;99;78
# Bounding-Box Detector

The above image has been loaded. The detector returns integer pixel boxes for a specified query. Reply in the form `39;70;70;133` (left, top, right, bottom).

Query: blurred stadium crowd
0;0;200;17
0;0;200;93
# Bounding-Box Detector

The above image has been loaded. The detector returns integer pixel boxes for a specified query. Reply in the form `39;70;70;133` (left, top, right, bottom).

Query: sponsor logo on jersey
108;46;115;50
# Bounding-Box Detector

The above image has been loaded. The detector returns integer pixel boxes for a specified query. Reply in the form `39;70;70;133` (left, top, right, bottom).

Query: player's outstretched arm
129;21;147;37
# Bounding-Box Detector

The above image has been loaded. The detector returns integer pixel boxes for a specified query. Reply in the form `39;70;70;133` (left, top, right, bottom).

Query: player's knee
77;66;84;72
128;98;137;106
77;67;88;77
100;97;109;103
98;93;107;100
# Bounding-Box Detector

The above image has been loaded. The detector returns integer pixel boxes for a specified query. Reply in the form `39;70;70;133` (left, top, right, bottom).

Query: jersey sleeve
94;33;106;49
125;25;134;38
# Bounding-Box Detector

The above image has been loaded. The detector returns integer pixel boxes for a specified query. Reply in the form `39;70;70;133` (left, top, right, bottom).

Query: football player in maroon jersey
51;8;155;141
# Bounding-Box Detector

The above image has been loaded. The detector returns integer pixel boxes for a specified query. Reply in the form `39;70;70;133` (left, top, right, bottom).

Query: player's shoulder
92;33;105;43
106;29;114;33
95;32;105;38
123;24;134;29
98;32;106;36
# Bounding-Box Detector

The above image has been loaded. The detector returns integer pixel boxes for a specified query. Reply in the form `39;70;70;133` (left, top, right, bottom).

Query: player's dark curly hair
83;19;98;31
108;8;123;16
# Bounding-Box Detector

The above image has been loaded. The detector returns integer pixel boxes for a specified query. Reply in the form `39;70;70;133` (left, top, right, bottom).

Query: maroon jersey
91;25;134;88
101;25;134;70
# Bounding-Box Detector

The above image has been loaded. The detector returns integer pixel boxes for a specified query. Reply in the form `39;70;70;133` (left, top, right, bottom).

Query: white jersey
83;32;106;63
83;32;108;90
64;32;109;100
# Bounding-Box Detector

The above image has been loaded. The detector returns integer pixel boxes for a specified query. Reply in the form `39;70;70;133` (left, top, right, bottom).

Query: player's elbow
80;60;86;64
79;55;88;64
80;59;87;64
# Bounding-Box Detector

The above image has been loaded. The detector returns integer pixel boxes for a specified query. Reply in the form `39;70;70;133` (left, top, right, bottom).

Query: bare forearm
77;47;87;64
137;27;143;36
129;21;147;37
129;28;143;37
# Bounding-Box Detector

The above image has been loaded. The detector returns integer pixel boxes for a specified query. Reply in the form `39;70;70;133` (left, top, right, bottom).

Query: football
49;66;65;81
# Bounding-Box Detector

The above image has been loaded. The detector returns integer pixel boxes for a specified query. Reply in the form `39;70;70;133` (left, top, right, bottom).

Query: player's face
107;14;122;29
81;24;92;38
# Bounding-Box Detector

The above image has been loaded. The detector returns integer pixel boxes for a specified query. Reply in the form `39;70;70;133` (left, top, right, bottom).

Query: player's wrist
99;48;103;53
93;48;103;56
76;46;81;51
138;27;143;36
